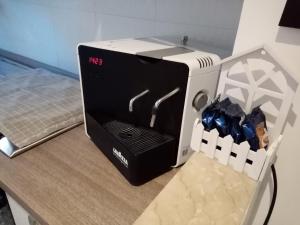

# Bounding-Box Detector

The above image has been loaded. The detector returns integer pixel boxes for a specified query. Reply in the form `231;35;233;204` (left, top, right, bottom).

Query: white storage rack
190;45;298;181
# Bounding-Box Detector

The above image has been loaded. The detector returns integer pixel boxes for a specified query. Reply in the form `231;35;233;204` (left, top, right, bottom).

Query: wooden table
0;126;177;225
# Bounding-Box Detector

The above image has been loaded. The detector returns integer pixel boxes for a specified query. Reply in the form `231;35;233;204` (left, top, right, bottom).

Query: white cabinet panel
6;194;39;225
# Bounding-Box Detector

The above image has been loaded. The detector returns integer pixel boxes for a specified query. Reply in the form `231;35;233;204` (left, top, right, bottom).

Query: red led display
89;56;103;66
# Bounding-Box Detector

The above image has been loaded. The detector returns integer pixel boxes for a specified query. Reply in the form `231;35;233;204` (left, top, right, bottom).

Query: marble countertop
134;152;257;225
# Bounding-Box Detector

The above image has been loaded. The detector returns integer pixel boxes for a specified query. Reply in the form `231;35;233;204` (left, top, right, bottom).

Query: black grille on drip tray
103;120;174;155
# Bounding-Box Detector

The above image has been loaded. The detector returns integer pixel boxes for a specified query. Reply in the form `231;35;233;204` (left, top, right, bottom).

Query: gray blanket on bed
0;68;83;148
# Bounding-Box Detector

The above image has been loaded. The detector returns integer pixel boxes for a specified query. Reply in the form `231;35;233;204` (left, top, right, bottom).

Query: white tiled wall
0;0;243;74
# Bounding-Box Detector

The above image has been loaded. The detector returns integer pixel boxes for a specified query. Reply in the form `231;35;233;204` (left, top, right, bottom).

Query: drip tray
103;120;175;155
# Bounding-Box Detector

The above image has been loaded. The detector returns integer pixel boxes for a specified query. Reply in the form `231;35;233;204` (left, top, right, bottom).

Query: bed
0;57;83;158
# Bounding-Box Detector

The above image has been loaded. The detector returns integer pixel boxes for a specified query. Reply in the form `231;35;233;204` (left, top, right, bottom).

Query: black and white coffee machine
78;38;220;185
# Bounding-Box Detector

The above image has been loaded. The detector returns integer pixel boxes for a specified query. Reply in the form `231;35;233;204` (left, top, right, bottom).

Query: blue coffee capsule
202;96;220;131
215;114;230;137
226;103;245;143
202;110;218;130
231;119;245;144
216;98;232;112
214;98;233;137
242;115;260;151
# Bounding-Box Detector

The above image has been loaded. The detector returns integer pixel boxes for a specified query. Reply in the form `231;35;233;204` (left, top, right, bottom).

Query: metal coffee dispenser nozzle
129;89;150;112
150;87;180;128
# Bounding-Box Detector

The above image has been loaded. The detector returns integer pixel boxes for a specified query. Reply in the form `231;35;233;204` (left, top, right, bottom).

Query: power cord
263;164;277;225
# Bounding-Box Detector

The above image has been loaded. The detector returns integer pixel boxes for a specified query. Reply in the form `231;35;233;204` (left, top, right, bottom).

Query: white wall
0;0;243;74
234;0;300;224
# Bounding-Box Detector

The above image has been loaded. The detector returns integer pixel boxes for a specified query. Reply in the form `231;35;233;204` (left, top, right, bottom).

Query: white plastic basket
191;119;282;180
190;45;298;181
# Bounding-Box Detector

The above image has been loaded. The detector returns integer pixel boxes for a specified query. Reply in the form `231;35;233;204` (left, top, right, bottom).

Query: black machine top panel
78;45;189;141
279;0;300;29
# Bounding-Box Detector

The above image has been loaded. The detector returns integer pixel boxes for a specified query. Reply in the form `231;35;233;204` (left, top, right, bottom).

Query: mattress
0;58;83;157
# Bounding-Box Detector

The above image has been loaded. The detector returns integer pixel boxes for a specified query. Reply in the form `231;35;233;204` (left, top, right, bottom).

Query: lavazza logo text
113;148;128;168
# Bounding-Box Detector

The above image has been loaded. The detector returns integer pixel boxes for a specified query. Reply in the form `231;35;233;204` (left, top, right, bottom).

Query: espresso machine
78;38;220;185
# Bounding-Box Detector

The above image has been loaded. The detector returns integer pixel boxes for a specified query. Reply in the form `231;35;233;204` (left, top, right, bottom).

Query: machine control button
193;91;208;112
